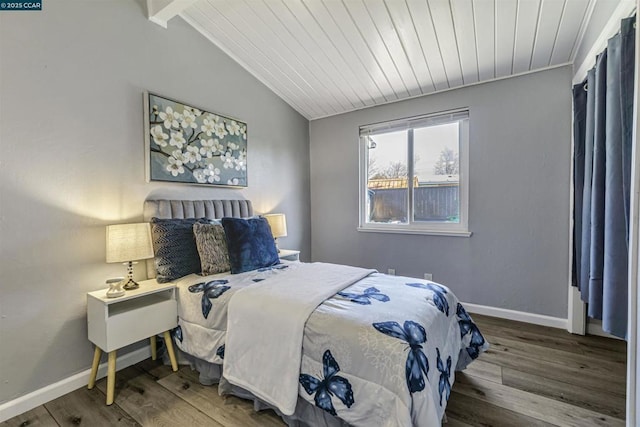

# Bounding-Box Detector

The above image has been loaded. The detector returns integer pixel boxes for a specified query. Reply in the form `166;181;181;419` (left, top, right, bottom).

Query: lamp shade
263;213;288;238
106;223;154;263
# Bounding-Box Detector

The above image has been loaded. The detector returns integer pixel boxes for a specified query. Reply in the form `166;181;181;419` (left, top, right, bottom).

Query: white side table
279;249;300;261
86;279;178;405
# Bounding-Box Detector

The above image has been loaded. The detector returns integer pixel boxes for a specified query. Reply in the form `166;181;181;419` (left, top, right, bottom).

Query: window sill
357;226;472;237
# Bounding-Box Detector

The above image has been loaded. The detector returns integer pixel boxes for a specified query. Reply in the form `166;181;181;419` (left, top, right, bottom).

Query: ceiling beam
146;0;198;28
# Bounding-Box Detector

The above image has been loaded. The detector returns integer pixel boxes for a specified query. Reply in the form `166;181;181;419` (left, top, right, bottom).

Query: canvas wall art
144;92;247;187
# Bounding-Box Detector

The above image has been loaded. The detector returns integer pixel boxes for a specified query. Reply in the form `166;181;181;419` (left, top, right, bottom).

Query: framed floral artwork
144;92;247;187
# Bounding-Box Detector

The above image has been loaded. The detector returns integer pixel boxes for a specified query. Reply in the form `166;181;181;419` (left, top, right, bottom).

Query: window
358;109;470;236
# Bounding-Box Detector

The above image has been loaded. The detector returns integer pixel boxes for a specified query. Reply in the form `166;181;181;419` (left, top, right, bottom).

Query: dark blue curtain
572;16;635;339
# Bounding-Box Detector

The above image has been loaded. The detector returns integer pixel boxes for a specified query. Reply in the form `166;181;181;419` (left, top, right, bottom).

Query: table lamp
263;213;287;252
106;223;154;290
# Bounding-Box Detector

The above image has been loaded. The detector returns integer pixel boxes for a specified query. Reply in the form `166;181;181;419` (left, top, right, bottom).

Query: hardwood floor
2;315;626;427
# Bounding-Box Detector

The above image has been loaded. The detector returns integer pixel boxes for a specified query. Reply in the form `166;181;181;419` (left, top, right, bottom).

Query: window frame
358;108;471;237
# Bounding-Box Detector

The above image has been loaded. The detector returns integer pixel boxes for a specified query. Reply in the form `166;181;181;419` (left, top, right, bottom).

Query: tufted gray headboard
143;199;254;279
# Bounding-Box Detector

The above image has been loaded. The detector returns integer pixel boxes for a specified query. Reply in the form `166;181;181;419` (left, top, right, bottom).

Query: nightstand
279;249;300;261
86;279;178;405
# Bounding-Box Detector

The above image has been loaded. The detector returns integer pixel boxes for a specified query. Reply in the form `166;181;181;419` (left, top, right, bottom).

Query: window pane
365;130;408;224
413;122;460;223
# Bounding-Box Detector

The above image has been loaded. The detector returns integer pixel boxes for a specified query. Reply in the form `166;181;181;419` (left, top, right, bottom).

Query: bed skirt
167;346;348;427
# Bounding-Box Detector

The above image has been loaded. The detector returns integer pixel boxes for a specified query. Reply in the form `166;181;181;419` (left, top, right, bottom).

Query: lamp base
122;277;139;290
122;261;140;290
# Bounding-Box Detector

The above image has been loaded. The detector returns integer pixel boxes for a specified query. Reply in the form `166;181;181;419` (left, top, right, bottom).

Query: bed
143;199;488;426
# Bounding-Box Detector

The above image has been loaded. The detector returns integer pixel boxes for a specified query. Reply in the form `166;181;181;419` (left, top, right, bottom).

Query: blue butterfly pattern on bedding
252;278;265;283
372;320;429;393
436;348;451;406
338;286;390;305
456;303;486;359
216;344;225;359
405;282;450;316
299;350;355;416
172;325;183;342
188;280;231;319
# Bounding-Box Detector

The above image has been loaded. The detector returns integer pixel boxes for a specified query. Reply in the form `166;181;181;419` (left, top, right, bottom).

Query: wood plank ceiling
178;0;604;120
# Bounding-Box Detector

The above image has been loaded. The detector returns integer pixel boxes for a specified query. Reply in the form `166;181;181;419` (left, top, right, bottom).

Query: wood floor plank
135;357;176;381
475;321;588;356
483;333;627;380
95;366;223;426
442;414;474;426
459;359;502;384
0;405;58;427
158;368;284;426
44;387;139;427
474;315;627;362
473;314;627;352
445;391;556;427
478;347;626;397
577;341;628;363
501;367;626;420
453;372;625;426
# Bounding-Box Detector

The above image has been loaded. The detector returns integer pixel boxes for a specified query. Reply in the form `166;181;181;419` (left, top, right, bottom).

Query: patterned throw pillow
151;218;204;283
193;222;230;275
221;217;280;274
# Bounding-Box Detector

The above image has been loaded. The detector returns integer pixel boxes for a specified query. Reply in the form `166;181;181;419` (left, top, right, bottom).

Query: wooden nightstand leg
163;331;178;372
150;336;157;361
106;350;116;405
88;346;102;389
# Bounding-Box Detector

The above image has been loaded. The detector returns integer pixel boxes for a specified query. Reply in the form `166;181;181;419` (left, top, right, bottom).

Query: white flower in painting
166;156;184;177
185;106;202;117
184;145;201;164
234;150;246;171
181;109;198;130
159;106;181;129
205;113;219;123
201;119;216;137
226;120;241;136
227;178;239;186
214;122;228;139
150;125;168;147
234;157;246;172
204;164;221;183
239;125;247;140
193;169;207;183
171;149;186;163
227;142;239;151
169;132;186;149
199;138;215;158
212;139;224;154
222;152;235;169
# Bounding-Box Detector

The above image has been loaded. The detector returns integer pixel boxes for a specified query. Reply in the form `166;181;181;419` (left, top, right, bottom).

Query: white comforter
172;262;489;426
223;262;375;415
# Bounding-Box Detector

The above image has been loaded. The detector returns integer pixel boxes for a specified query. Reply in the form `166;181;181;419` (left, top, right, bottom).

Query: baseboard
462;302;568;330
0;347;151;423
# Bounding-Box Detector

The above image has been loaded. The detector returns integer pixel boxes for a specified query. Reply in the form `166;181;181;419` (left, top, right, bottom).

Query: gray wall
0;0;309;403
310;66;572;319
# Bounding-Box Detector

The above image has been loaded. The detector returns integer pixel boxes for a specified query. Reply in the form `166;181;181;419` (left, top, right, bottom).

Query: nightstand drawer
88;298;177;351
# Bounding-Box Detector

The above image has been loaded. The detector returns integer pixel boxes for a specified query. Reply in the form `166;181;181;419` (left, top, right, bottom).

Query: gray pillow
193;222;230;275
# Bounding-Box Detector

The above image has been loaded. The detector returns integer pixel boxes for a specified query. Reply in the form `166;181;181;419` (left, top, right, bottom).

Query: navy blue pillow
151;218;206;283
221;217;280;274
